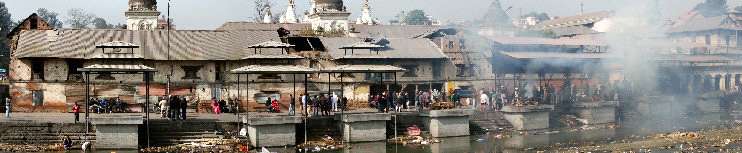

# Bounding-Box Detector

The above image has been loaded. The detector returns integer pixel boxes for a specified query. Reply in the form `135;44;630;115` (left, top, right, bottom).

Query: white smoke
603;0;671;94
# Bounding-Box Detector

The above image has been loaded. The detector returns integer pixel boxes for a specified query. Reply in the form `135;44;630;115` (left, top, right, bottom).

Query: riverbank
548;124;742;152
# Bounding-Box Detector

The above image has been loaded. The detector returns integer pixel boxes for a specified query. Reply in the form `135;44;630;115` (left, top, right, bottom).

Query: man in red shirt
72;103;80;123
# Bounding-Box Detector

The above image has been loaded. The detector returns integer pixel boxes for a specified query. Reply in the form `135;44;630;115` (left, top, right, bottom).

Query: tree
692;0;728;17
36;8;62;28
66;8;94;28
0;2;11;69
253;0;273;22
91;17;113;29
404;10;431;25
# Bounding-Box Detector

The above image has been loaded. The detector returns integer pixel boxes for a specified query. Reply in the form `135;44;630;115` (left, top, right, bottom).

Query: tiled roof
78;64;156;72
351;24;441;38
667;14;741;33
323;65;406;73
14;29;280;60
500;51;614;60
217;22;311;32
534;11;612;30
231;65;317;74
320;37;447;59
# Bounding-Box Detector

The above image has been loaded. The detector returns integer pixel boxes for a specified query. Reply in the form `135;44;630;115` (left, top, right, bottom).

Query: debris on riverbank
140;139;246;153
0;143;63;152
388;135;440;145
297;135;344;152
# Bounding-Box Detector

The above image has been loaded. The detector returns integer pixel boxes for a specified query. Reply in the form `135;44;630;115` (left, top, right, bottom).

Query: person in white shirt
301;94;307;115
480;93;489;111
331;93;339;112
158;97;168;118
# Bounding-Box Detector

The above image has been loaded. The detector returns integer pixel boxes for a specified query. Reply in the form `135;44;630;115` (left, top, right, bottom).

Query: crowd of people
88;97;128;113
158;95;189;120
300;93;348;117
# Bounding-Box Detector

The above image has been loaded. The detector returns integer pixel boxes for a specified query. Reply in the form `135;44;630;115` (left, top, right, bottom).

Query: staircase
148;120;223;146
0;123;94;145
470;110;513;133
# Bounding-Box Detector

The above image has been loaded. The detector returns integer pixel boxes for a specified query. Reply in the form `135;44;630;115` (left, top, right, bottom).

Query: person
114;97;123;113
301;94;307;116
320;94;329;116
211;97;221;114
170;96;180;119
265;97;272;112
5;97;10;118
341;96;348;111
312;96;320;116
480;92;489;112
180;96;188;120
271;98;281;113
219;99;227;113
63;136;72;150
289;94;296;116
159;97;168;118
72;103;80;123
99;98;108;114
330;92;337;112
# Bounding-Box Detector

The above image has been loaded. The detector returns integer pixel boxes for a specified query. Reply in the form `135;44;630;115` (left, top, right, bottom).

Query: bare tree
253;0;273;22
66;8;95;29
36;8;63;28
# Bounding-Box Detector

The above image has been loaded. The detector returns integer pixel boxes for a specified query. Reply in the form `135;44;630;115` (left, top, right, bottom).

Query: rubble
140;139;245;153
297;135;344;152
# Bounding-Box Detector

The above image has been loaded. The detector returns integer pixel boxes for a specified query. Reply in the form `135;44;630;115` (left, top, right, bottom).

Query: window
182;66;202;79
401;65;418;77
67;60;83;81
32;90;43;106
215;63;223;82
448;41;454;49
31;60;44;81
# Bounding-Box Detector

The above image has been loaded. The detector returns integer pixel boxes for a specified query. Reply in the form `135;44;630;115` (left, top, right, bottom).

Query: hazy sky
4;0;740;30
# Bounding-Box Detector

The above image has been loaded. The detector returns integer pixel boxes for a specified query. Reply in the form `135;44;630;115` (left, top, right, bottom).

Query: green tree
91;17;113;29
36;8;62;28
66;8;94;28
522;12;550;21
404;9;431;25
0;2;11;70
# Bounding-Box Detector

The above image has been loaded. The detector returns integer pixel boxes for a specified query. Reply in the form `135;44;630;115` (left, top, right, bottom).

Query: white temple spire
356;0;378;25
280;0;299;23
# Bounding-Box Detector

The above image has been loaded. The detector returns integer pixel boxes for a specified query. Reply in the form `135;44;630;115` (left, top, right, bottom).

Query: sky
4;0;741;30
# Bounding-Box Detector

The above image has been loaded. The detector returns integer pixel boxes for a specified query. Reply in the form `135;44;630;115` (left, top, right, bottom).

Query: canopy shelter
322;65;406;140
75;41;156;147
340;42;385;55
77;64;155;147
247;41;295;55
231;65;317;144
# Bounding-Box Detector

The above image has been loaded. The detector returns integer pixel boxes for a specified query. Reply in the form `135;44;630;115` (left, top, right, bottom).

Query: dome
315;0;345;12
129;0;157;11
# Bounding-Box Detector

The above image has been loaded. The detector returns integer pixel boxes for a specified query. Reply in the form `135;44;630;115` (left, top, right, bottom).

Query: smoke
603;0;670;95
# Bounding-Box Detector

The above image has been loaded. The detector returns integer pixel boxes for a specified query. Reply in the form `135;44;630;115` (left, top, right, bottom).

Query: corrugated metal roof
78;64;156;72
231;65;317;74
500;51;614;60
14;29;280;60
323;65;406;73
321;37;447;59
491;36;606;46
351;24;441;38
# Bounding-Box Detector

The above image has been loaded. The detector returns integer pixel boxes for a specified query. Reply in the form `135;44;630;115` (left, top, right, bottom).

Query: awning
322;65;406;73
96;41;139;48
77;64;156;72
248;41;295;48
231;65;317;74
340;42;384;49
241;54;304;59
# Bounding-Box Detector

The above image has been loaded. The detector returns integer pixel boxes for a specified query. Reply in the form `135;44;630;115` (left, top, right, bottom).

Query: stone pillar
337;113;391;142
90;115;143;149
501;105;554;131
419;109;473;138
246;116;303;147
